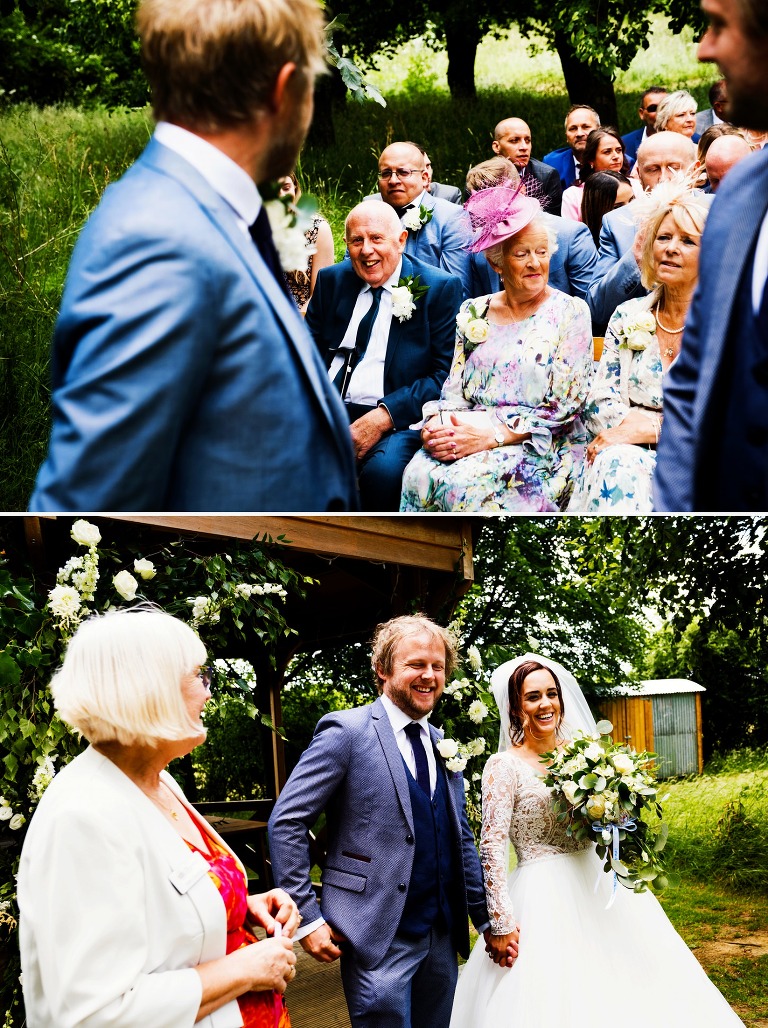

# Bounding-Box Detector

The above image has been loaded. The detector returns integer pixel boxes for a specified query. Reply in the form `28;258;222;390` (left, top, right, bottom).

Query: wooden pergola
23;515;480;796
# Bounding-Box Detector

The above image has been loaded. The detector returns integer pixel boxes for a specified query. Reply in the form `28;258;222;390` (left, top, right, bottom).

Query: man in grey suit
376;141;472;297
656;0;768;510
30;0;357;512
269;614;516;1027
465;158;597;303
492;117;563;215
695;78;729;135
586;132;698;330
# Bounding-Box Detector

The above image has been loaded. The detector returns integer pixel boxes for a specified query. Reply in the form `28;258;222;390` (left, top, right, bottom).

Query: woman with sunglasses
18;607;299;1027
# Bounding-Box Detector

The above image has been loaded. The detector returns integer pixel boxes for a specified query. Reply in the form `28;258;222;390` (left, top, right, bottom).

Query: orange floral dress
187;835;291;1028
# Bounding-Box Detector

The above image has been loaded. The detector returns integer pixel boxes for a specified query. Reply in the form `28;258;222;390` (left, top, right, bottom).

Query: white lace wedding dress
450;750;745;1028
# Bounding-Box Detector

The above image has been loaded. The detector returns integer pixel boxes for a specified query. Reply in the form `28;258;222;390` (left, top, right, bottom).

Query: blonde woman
568;183;709;512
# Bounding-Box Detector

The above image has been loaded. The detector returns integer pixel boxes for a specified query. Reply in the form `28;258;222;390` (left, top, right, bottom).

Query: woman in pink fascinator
400;182;593;511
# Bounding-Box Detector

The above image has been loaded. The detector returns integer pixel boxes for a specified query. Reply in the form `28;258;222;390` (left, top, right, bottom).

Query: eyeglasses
196;666;213;689
378;167;422;180
643;104;659;113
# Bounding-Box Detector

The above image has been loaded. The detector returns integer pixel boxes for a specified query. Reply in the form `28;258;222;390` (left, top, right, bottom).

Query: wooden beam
695;691;704;774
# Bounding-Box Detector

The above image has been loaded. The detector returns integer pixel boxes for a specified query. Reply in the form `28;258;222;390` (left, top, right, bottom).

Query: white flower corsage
401;203;434;232
614;309;656;352
456;298;490;346
262;185;319;272
392;275;429;322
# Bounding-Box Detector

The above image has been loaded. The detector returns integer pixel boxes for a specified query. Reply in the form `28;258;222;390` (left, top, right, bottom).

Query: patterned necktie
249;205;291;298
404;722;431;797
332;287;383;396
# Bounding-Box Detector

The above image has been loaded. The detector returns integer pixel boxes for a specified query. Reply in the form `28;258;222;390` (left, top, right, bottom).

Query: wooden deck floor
285;945;351;1028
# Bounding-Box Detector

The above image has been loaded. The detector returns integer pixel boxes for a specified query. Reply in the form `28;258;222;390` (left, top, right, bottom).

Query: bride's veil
490;653;598;753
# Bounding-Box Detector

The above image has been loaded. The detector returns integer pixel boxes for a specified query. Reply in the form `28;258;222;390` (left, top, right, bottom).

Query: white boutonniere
456;298;490;346
262;183;319;272
614;309;656;352
401;203;434;232
391;275;429;322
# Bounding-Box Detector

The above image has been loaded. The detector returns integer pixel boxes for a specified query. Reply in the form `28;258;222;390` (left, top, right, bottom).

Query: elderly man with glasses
371;141;472;297
622;86;669;163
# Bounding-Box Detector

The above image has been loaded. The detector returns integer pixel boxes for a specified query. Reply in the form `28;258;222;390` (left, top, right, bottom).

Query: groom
30;0;357;512
268;614;514;1027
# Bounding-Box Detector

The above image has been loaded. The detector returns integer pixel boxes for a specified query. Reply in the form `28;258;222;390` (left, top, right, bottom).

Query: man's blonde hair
137;0;327;130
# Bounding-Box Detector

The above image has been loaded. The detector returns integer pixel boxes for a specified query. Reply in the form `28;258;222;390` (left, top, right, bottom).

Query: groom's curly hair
506;660;565;746
138;0;327;131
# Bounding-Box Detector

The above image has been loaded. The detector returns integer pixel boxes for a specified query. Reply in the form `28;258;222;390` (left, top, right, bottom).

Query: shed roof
609;678;706;697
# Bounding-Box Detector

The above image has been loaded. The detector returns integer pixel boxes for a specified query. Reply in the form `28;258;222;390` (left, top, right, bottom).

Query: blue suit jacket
542;146;578;189
622;128;645;163
306;254;461;430
655;147;768;510
586;205;645;329
469;211;597;302
268;697;489;968
30;139;358;513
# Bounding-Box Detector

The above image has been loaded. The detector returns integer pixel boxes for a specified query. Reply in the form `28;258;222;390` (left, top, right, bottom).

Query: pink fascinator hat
464;182;544;253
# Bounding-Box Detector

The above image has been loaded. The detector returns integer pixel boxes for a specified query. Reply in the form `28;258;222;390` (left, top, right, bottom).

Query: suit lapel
428;723;461;840
695;152;768;423
384;254;413;379
371;697;414;832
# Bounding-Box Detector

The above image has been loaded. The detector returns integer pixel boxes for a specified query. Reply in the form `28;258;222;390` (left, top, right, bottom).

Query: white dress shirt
379;692;437;796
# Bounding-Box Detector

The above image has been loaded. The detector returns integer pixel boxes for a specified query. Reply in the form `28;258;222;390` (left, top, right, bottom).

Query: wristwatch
492;416;506;448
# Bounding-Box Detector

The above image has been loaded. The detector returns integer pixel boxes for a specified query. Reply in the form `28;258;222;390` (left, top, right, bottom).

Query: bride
450;655;745;1028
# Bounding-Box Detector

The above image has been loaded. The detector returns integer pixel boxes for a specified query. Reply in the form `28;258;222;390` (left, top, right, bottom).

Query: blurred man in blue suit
307;202;460;510
622;86;668;163
656;0;768;510
269;615;513;1028
30;0;358;513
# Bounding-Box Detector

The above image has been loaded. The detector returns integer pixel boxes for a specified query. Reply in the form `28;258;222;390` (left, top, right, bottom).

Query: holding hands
483;924;520;968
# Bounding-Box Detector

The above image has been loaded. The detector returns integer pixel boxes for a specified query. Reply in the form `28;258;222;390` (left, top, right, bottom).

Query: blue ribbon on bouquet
592;818;638;909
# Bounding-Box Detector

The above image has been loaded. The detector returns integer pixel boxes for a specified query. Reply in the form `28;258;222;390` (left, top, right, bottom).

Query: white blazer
18;745;245;1027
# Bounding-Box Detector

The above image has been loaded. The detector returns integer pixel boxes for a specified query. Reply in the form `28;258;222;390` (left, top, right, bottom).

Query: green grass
0;16;721;509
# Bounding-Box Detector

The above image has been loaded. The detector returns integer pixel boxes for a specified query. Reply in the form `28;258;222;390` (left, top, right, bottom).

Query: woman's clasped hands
422;414;495;463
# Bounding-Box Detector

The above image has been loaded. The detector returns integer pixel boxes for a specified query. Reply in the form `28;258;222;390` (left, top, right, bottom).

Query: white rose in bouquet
133;558;156;581
465;319;489;343
436;738;459;760
611;753;635;775
113;570;138;602
561;780;580;804
70;519;101;548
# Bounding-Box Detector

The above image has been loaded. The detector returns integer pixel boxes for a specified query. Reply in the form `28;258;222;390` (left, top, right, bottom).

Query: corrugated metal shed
596;679;706;779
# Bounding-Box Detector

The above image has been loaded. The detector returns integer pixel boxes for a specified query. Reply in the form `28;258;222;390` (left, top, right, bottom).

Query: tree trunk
444;9;479;100
553;30;618;128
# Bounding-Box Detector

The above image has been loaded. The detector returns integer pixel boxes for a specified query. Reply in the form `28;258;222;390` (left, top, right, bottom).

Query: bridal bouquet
541;721;672;898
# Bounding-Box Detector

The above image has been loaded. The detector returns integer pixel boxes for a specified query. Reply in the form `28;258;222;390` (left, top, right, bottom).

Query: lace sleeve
479;754;517;934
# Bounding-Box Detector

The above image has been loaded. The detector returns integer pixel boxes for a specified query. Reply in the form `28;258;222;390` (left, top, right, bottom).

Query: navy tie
249;205;292;298
404;722;431;797
332;286;383;396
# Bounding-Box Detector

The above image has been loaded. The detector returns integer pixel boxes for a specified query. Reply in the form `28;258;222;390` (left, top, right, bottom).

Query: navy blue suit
30;138;358;512
622;128;645;163
655;147;768;511
522;158;563;216
306;253;461;510
542;146;578;189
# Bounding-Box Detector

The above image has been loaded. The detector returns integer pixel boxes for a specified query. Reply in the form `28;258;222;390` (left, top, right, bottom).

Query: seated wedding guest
655;90;700;141
465;158;597;302
693;124;742;185
491;117;563;214
587;131;699;330
695;78;729;135
582;171;635;246
568;184;708;512
400;184;592;512
704;133;753;192
373;141;472;296
18;607;300;1027
277;174;334;315
561;128;634;222
543;105;601;190
622;85;668;163
306;200;460;511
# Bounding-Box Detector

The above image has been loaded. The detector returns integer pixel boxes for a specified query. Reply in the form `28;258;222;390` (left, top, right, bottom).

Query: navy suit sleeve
542;166;563;218
381;274;463;429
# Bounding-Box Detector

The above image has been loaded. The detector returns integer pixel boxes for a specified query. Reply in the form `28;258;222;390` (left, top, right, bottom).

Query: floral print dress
189;834;291;1028
567;295;663;513
399;290;593;511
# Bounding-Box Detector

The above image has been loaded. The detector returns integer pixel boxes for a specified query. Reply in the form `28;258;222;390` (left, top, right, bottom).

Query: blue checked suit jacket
655;146;768;510
268;697;489;969
30;138;358;512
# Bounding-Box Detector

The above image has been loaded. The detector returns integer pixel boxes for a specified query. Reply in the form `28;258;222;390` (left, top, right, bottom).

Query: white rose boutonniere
401;203;434;232
262;183;319;272
615;309;657;352
457;298;490;348
392;275;429;322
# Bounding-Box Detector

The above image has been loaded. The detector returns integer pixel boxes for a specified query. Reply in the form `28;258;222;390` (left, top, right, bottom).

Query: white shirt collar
154;121;261;226
380;692;431;734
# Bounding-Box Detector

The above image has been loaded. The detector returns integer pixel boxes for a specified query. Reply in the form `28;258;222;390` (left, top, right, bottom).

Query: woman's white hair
654;90;698;132
484;215;558;270
51;606;207;746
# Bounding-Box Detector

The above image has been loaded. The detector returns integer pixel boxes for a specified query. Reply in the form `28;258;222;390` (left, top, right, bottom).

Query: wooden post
695;691;704;774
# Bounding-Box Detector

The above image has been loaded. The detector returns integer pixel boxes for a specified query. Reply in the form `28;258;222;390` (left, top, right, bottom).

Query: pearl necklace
654;307;684;359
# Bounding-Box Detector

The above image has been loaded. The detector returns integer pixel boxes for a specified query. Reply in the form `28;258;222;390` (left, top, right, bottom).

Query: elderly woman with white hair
399;183;593;511
654;90;700;140
17;607;299;1027
568;183;709;512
